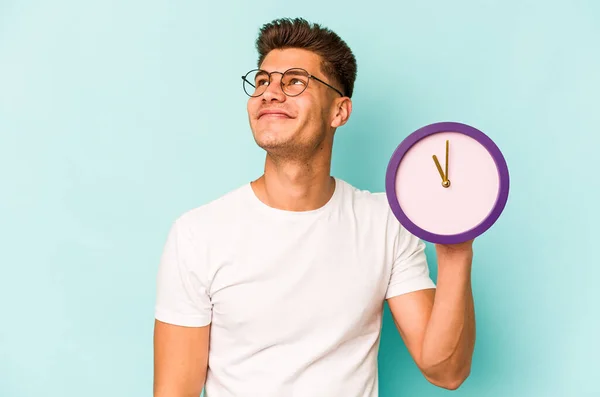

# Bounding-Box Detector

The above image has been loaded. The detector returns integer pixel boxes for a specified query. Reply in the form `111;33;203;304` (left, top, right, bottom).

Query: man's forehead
259;48;322;72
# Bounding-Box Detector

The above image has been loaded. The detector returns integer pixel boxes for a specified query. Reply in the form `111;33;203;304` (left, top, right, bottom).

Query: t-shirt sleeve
385;223;436;300
154;218;212;327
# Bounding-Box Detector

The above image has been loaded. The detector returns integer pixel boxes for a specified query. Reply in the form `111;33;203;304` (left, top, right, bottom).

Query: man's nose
262;74;286;102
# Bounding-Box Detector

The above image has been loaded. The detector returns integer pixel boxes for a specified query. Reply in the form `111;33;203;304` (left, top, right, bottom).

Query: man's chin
254;128;288;143
253;134;294;153
254;137;288;151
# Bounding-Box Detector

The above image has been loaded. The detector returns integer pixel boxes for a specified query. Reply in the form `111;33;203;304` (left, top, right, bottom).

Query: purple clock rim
385;121;510;245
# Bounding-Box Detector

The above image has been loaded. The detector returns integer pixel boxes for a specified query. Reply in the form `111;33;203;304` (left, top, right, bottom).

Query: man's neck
251;154;335;212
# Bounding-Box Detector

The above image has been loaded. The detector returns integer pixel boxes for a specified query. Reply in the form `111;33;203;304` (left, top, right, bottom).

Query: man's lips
258;109;293;119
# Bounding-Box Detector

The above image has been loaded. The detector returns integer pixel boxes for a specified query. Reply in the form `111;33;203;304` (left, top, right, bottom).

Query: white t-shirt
155;177;436;397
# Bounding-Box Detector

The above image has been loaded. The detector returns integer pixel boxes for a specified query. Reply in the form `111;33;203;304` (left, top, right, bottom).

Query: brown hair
255;18;357;98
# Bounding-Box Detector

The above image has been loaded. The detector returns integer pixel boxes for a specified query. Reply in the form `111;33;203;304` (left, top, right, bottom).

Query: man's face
246;48;342;158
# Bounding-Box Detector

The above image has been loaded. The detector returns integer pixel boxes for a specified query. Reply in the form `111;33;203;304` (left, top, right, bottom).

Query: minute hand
445;139;449;182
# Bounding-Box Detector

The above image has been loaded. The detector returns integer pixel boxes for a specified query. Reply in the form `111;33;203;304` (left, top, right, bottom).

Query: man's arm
153;320;210;397
387;240;475;390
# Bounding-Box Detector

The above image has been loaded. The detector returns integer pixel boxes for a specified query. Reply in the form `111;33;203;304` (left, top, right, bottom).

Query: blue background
1;1;598;396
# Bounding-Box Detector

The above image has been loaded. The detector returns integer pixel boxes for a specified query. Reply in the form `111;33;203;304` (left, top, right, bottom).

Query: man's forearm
420;246;476;388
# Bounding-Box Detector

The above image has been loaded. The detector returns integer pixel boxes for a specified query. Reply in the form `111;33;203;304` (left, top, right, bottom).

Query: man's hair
255;18;357;98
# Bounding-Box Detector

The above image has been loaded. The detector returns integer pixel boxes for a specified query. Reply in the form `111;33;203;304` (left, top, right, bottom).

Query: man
153;17;475;397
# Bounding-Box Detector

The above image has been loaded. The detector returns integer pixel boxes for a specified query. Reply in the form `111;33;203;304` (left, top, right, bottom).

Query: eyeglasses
241;68;344;98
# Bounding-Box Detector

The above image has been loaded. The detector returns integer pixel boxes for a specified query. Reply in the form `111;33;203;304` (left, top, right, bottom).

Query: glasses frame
241;67;345;98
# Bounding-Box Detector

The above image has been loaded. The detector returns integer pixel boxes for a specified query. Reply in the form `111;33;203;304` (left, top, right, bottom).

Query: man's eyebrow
284;69;308;76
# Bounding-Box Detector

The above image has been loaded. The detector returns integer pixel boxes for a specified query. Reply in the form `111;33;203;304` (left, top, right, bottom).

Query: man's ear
330;98;352;128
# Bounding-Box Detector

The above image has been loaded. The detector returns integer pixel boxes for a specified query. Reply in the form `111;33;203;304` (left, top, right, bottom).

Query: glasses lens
282;69;309;96
243;70;269;97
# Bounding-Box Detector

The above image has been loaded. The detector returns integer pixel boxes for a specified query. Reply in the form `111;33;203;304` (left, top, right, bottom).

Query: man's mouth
258;109;292;119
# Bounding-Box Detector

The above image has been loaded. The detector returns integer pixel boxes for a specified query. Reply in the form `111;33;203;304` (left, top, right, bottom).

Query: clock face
385;122;509;244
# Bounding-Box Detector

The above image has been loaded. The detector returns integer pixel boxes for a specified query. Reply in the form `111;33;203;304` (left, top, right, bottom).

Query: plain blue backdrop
1;1;598;396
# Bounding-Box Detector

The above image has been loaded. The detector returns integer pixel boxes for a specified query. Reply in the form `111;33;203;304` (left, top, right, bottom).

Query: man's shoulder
337;178;415;245
337;178;390;212
337;178;403;232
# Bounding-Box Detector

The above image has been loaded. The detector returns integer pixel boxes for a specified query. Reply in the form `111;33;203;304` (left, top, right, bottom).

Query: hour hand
432;155;446;181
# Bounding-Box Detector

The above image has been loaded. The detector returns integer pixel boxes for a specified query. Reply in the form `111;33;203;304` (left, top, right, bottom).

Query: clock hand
445;139;449;183
432;155;446;182
433;147;451;188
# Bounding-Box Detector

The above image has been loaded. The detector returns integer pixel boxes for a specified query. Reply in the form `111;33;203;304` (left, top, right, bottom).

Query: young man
153;17;475;397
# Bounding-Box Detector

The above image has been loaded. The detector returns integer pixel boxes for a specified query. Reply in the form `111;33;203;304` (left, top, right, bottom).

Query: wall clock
385;122;510;245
